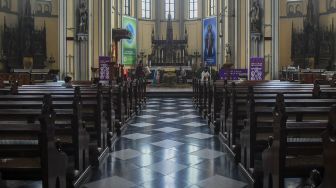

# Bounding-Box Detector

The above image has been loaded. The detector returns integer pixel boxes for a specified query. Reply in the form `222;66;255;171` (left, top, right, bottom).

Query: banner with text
219;69;248;80
250;57;265;80
203;17;217;66
122;16;137;66
99;56;111;81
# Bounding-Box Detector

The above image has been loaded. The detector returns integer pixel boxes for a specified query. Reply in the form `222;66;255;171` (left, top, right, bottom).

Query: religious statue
24;33;31;55
78;1;88;34
329;0;335;10
225;43;232;57
36;4;42;14
204;24;215;57
295;5;302;16
225;43;232;64
44;4;50;15
151;28;155;41
2;0;8;9
250;0;261;33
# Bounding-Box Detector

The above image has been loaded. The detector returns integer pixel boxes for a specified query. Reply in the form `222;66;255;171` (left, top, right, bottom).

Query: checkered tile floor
83;98;248;188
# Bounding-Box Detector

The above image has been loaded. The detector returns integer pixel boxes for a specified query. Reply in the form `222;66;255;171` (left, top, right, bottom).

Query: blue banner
203;17;217;66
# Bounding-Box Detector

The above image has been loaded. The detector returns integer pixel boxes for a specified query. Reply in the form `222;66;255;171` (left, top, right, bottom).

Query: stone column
228;0;236;66
155;0;161;39
219;0;224;68
272;0;279;79
59;0;67;79
179;0;185;38
75;0;89;80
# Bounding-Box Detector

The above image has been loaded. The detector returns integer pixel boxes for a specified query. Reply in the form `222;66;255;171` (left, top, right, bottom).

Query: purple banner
250;57;265;80
219;69;248;80
99;56;111;81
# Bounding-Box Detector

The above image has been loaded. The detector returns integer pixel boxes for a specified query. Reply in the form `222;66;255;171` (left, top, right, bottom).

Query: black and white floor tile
82;98;248;188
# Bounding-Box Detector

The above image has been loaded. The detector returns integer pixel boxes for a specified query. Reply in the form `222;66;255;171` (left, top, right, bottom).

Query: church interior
0;0;336;188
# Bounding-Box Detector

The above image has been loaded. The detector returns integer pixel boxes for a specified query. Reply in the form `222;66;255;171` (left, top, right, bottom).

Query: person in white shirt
201;67;211;82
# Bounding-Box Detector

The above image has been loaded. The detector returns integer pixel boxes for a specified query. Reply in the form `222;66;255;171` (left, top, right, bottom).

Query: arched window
142;0;151;19
124;0;130;16
165;0;175;19
189;0;198;19
209;0;216;16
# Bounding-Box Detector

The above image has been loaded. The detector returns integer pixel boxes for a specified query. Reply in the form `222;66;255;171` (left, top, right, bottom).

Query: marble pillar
75;0;89;80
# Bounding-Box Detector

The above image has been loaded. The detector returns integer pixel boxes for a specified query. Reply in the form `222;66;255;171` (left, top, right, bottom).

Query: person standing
181;68;187;83
201;67;211;82
135;60;145;79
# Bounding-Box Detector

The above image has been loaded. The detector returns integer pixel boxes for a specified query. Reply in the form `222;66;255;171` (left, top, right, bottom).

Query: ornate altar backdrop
150;14;189;67
2;0;47;71
291;0;335;70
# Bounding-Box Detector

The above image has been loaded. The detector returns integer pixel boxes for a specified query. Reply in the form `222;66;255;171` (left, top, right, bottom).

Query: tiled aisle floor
83;98;248;188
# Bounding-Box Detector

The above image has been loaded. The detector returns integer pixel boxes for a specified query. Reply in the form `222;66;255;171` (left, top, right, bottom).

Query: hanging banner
250;57;265;80
99;56;111;81
122;16;137;66
203;17;217;66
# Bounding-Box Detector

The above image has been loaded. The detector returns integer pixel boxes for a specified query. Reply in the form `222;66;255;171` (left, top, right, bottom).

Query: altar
150;14;189;67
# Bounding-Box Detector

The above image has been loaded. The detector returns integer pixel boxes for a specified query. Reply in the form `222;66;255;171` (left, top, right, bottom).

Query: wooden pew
4;79;146;134
0;94;68;188
2;79;146;137
240;92;333;187
220;83;328;161
0;86;109;167
195;80;336;135
0;89;92;187
261;95;334;188
319;106;336;188
193;79;336;187
64;88;91;187
17;80;146;143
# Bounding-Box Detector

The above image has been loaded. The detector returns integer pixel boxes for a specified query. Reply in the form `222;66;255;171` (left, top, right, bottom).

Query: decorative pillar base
251;33;262;57
75;33;89;80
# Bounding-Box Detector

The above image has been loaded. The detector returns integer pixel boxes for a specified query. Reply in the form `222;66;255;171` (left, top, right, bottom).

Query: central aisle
83;98;247;188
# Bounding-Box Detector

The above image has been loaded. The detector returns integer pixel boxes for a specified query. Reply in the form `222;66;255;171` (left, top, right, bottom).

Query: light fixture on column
138;50;146;64
193;51;201;66
48;55;56;64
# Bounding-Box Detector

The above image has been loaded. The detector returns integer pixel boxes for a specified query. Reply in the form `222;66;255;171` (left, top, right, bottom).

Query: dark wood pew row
0;80;146;187
194;79;336;110
193;79;336;134
262;98;336;188
223;86;327;153
0;173;4;187
0;95;68;188
0;90;94;187
218;83;334;155
5;79;146;133
0;86;110;166
11;79;146;137
193;79;336;187
239;93;333;187
319;110;336;188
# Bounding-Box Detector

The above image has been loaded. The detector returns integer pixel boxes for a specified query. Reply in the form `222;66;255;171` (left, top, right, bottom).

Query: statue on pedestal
225;43;232;65
250;0;261;33
78;1;88;34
